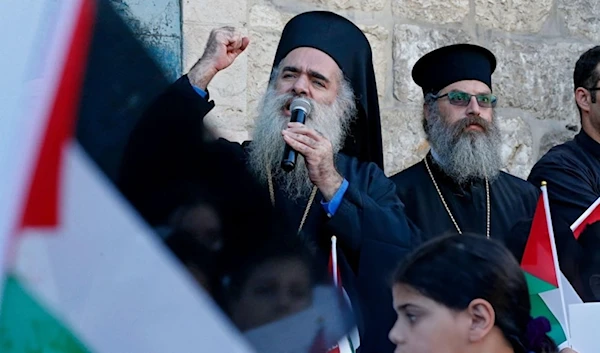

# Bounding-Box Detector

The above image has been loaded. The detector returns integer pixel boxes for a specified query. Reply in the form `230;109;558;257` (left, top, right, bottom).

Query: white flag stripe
14;143;255;353
539;271;582;345
570;195;600;232
332;236;338;288
0;0;82;296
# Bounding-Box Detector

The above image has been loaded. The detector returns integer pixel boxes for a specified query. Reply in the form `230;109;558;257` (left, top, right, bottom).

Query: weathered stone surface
109;0;182;80
204;108;251;143
489;38;589;125
182;0;246;24
381;107;428;176
558;0;600;41
358;25;389;99
302;0;386;11
393;25;473;104
537;124;579;160
392;0;469;24
247;29;282;119
249;4;284;29
495;113;534;179
475;0;552;33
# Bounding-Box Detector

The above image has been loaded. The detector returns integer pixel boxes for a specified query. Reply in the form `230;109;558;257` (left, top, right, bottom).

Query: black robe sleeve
118;75;246;226
528;150;599;230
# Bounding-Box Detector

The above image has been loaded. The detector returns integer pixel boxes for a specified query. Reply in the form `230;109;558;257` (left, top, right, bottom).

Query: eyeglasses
433;90;497;108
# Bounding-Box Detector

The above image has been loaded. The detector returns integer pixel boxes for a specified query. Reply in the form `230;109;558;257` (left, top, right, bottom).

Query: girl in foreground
388;234;577;353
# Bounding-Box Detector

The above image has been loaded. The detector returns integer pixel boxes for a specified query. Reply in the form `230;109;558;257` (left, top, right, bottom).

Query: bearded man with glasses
390;44;539;253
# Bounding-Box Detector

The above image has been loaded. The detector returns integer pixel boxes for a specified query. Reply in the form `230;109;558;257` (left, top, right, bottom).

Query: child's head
389;234;557;353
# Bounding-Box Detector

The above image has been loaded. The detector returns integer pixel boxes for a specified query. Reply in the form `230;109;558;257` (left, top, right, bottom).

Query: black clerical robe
528;130;600;299
390;153;539;258
529;130;600;231
118;75;416;353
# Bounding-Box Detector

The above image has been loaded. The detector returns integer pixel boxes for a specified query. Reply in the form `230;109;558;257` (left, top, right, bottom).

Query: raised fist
189;26;250;90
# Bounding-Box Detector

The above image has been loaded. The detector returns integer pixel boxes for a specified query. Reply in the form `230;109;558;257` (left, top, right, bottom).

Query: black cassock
118;75;416;353
528;130;600;299
390;152;539;259
529;130;600;231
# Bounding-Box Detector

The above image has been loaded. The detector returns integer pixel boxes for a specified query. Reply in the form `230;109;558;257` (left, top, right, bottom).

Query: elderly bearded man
119;11;416;353
390;44;539;254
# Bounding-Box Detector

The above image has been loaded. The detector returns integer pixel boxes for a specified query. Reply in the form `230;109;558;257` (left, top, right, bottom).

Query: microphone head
290;97;312;115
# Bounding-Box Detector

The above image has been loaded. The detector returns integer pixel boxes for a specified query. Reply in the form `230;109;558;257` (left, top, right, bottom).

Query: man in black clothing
119;11;415;353
529;46;600;231
390;44;538;251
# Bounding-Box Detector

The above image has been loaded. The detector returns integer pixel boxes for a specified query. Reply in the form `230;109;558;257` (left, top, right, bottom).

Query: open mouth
465;124;484;132
282;100;292;116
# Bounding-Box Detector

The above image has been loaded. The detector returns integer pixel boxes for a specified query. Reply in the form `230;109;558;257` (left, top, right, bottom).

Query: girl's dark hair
393;234;558;353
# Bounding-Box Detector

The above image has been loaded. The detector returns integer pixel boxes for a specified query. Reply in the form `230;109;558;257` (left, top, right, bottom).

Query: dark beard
425;107;503;185
247;85;355;202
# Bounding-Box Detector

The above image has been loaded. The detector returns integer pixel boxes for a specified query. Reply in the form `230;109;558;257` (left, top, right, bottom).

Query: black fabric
118;75;416;353
528;130;600;232
412;43;497;95
271;11;383;170
390;153;539;259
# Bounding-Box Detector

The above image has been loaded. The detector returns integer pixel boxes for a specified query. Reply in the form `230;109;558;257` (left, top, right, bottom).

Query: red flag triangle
521;193;559;288
18;0;95;230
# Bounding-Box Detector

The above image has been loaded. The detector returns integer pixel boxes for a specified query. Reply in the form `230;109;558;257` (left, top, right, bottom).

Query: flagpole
570;194;600;233
541;182;571;345
331;236;338;288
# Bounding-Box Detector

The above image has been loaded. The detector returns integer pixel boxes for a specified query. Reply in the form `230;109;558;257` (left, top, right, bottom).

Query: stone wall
181;0;599;178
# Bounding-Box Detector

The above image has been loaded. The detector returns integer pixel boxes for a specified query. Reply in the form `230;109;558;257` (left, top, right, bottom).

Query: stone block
537;124;579;160
381;106;429;176
249;4;284;29
182;0;246;24
393;25;473;104
495;112;534;179
475;0;552;33
392;0;469;24
302;0;386;11
489;38;589;125
205;107;252;143
558;0;600;41
358;25;389;99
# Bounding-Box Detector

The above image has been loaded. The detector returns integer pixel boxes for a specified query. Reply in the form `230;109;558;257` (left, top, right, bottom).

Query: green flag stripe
0;275;91;353
529;294;566;345
525;271;557;295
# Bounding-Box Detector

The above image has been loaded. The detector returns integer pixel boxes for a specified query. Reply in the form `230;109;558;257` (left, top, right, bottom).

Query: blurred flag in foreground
522;182;582;349
0;0;254;351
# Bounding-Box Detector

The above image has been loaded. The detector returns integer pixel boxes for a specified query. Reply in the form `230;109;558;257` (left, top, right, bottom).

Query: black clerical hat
270;11;384;170
412;43;497;96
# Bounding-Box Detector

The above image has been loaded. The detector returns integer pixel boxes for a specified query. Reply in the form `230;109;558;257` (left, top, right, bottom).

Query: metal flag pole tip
541;180;547;186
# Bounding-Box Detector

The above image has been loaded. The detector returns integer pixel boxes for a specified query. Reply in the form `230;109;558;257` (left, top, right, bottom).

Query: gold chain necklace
266;166;318;234
424;157;490;238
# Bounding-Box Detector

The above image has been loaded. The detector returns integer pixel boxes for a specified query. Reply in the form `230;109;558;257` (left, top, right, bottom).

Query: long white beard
425;106;503;185
247;85;354;202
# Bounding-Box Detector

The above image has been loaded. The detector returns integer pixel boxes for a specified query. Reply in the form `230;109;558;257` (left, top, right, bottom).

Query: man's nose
466;95;481;116
291;75;309;96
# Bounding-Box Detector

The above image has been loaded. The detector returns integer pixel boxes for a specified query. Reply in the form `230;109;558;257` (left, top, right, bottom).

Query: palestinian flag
570;195;600;239
522;182;582;349
327;236;359;353
0;1;254;352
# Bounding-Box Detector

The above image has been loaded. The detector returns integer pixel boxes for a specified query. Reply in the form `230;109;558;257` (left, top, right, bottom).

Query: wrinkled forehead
278;47;342;79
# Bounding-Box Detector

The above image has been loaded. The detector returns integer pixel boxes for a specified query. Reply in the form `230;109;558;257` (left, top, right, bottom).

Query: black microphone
281;97;312;172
